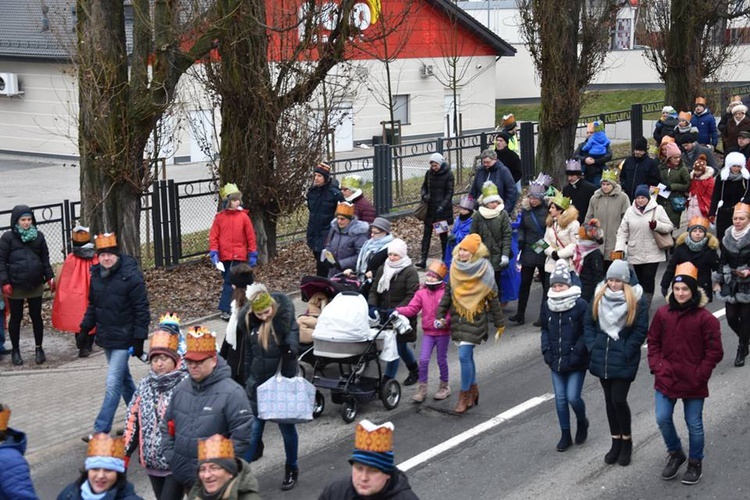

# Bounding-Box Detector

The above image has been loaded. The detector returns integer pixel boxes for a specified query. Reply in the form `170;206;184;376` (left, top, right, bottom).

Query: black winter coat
660;232;720;300
541;297;589;373
619;155;661;201
709;173;750;243
79;255;150;349
517;201;548;267
579;250;605;303
420;163;455;222
306;181;344;252
241;293;300;415
318;469;419;500
369;265;420;342
0;205;54;291
562;180;597;224
469;160;517;214
573;141;613;183
495;147;523;183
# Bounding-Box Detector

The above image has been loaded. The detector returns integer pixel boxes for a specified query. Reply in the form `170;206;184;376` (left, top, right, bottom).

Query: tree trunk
663;0;702;109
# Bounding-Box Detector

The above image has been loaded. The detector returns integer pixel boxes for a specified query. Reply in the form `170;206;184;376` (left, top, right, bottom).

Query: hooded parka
584;183;631;260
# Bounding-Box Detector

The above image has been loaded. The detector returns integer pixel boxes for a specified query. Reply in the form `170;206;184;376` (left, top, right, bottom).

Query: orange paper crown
94;232;118;250
354;420;394;453
150;331;179;352
427;260;448;279
72;226;91;243
687;216;710;230
186;326;216;354
87;433;125;459
674;262;698;280
734;202;750;215
0;405;10;432
335;202;356;218
198;434;235;461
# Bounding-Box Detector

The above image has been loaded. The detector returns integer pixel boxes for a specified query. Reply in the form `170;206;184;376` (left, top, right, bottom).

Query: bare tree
518;0;618;186
639;0;750;109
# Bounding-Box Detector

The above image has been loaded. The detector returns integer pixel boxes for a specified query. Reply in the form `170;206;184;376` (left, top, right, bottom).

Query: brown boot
469;384;479;407
433;381;451;400
411;383;428;403
454;391;471;414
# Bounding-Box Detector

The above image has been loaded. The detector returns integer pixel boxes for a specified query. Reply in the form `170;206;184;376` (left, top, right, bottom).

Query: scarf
225;299;240;348
547;286;581;312
685;236;707;252
377;256;413;293
449;257;497;320
356;234;394;275
80;481;107;500
727;170;744;182
16;224;38;243
478;203;504;219
731;223;750;241
197;477;236;500
598;288;629;340
459;212;472;221
573;239;600;274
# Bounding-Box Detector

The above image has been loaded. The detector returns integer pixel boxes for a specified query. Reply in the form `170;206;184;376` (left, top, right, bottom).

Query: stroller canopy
312;292;371;343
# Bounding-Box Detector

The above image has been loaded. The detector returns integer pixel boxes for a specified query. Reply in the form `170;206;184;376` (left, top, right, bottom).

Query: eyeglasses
199;464;225;475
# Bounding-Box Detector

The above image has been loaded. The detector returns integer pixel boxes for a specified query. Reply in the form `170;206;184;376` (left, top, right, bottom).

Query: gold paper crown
159;312;181;325
0;405;10;432
87;433;125;459
548;188;571;211
427;260;447;279
687;216;710;230
94;232;117;250
674;262;698;280
501;113;516;128
734;202;750;215
186;326;216;354
150;331;179;352
72;226;91;243
335;202;356;218
354;420;394;453
601;169;619;184
219;183;241;199
198;434;235;461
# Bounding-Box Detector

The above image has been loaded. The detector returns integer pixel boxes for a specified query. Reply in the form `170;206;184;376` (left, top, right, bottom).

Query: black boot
403;364;419;386
618;438;633;466
735;341;748;367
604;437;622;464
35;346;46;365
556;430;572;452
11;349;23;366
281;464;298;491
681;459;702;485
508;314;525;325
661;449;686;480
415;259;427;270
575;418;589;445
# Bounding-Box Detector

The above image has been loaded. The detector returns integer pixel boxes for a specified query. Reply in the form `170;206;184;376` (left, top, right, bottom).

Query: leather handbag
651;210;673;250
257;361;315;424
413;201;429;221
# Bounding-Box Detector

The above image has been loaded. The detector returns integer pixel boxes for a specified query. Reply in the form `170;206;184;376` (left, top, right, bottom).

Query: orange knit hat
458;234;481;255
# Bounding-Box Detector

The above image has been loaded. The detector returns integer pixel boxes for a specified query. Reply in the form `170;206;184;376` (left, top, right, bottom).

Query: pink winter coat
396;283;451;336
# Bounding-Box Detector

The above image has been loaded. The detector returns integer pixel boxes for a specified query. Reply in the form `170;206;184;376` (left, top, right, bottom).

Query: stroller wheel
313;391;325;419
341;398;358;423
380;379;401;410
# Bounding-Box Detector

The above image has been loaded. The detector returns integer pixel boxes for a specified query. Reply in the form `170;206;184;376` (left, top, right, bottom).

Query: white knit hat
429;153;444;165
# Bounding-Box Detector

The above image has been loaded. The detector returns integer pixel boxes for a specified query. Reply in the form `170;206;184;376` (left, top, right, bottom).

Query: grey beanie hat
548;260;572;286
371;217;391;234
429;152;445;165
606;259;630;282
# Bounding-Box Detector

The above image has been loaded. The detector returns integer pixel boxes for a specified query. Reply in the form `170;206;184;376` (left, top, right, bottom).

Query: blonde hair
591;281;638;327
247;298;278;351
451;241;490;263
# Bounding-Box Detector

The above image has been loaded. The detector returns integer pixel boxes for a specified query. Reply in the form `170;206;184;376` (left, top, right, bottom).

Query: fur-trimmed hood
720;164;750;181
666;285;709;309
545;205;579;228
675;231;719;249
691;166;715;181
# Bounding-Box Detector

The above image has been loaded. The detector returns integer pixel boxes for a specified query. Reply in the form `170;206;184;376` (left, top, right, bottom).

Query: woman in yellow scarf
436;234;505;414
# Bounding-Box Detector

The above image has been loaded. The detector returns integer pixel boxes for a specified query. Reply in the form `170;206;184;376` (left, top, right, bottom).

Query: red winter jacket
688;167;715;217
209;209;257;261
351;194;376;223
647;294;723;399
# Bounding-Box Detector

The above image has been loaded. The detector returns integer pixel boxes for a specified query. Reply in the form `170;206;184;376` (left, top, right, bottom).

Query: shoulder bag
651;209;674;250
414;172;429;221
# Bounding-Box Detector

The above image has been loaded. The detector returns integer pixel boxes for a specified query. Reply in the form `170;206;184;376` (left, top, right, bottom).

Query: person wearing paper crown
584;169;630;272
500;113;521;155
543;188;580;283
239;283;301;491
686;154;715;220
52;225;99;358
712;201;750;367
708;151;750;242
660;216;719;302
416;152;455;269
187;434;260;500
161;326;253;491
721;101;750;153
562;159;596;224
307;162;345;277
0;204;55;366
691;96;719;148
322;201;370;278
209;182;258;322
318;420;419;499
0;404;38;499
57;433;141;499
648;262;723;485
471;181;512;300
123;329;187;500
436;234;505;414
340;174;376;223
79;232;151;441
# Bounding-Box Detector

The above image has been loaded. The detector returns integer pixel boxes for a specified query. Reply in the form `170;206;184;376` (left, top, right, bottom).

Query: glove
47;278;56;293
500;255;510;268
550;251;559;261
495;326;506;343
661;286;668;297
381;308;395;319
167;419;176;437
75;332;86;350
2;284;11;297
123;456;130;470
130;338;145;359
368;306;379;320
649;220;657;230
248;251;258;268
209;250;219;266
278;343;294;360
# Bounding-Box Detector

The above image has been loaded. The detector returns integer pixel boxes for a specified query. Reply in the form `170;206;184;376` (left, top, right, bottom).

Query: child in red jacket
687;155;715;219
396;260;451;402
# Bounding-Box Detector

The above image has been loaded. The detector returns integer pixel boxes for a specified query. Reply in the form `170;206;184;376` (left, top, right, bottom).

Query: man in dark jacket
0;404;37;499
562;160;596;224
318;419;418;500
161;328;253;490
619;137;662;202
79;232;150;438
417;152;455;268
680;134;718;170
306;163;344;276
691;97;719;148
469;149;516;215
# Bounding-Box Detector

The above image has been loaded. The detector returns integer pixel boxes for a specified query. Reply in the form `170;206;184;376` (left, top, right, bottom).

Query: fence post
158;180;172;266
630;104;643;149
519;122;535;183
151;180;164;268
436;137;444;154
62;199;72;256
167;179;180;266
480;132;489;153
373;144;393;215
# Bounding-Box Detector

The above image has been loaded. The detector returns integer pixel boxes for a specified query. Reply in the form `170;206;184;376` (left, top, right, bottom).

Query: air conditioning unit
0;73;21;96
419;65;434;79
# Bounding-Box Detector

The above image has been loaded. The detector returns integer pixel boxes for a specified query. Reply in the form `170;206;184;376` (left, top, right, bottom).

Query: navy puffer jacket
306;181;344;252
541;295;589;373
0;428;37;499
79;255;150;349
0;205;54;290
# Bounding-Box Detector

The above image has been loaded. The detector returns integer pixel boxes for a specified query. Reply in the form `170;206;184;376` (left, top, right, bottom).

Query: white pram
309;292;405;423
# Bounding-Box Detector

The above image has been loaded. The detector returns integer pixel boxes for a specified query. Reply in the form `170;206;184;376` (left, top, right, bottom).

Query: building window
393;95;409;125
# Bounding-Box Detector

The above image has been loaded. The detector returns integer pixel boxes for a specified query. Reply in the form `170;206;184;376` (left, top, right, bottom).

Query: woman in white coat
614;184;674;313
544;189;580;274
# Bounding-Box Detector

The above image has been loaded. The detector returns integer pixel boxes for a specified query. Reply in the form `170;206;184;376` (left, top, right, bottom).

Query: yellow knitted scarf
449;257;497;321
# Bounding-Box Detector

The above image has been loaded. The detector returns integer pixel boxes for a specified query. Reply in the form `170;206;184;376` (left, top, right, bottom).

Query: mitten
248;251;258;268
500;255;510;268
209;250;220;266
130;338;145;358
75;332;86;350
1;284;11;297
47;278;56;293
167;420;176;437
368;306;379;320
649;220;657;230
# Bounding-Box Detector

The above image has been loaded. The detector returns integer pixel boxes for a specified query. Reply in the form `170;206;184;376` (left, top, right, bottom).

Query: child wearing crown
0;404;37;498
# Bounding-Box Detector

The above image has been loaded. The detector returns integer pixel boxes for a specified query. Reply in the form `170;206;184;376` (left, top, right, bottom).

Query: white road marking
714;308;726;319
397;393;555;472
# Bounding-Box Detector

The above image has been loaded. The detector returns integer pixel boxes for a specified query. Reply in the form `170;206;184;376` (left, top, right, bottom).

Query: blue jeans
458;344;477;392
550;370;587;430
94;348;137;433
0;310;7;353
385;341;417;379
655;390;705;460
219;260;244;313
244;418;298;468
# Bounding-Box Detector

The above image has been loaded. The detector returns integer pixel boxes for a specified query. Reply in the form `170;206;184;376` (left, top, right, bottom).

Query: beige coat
585;183;631;260
615;197;674;265
543;206;580;273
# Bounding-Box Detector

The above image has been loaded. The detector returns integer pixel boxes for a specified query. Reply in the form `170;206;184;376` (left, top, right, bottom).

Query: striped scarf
449;257;497;321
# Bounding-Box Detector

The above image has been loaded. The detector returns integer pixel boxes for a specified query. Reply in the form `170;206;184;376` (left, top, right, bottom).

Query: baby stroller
310;291;408;423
